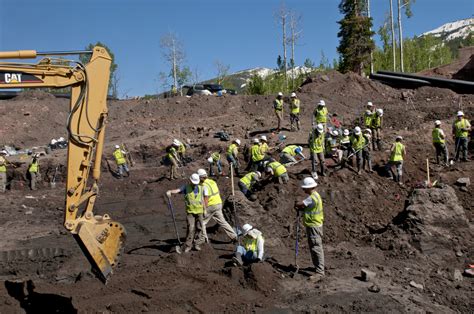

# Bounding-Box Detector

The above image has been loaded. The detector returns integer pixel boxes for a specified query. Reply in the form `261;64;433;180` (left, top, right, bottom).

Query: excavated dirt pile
0;68;473;312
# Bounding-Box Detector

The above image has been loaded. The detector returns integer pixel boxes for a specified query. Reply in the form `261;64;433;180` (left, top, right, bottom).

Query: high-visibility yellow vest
341;135;350;145
390;142;405;162
268;161;287;177
350;134;366;151
167;147;177;160
28;160;39;173
240;172;257;189
309;132;325;153
184;184;204;214
282;145;298;156
314;107;328;123
432;127;445;144
203;178;222;207
0;157;6;172
454;118;470;138
243;234;264;253
251;144;264;162
303;191;324;227
227;143;238;157
274;99;283;111
371;115;382;128
290;99;300;114
113;149;126;165
177;143;186;154
0;164;6;173
260;142;269;155
211;152;221;162
364;112;373;128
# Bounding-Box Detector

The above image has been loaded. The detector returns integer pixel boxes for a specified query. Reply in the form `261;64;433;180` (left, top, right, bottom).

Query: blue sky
0;0;472;97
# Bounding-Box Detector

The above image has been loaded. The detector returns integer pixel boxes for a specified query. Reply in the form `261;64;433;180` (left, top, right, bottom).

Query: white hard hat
290;92;296;97
332;130;339;136
253;138;260;144
197;168;207;177
318;100;326;106
364;129;372;134
354;126;362;135
457;111;464;116
207;157;214;163
242;223;253;235
316;124;324;132
396;135;403;141
376;108;383;116
235;139;241;145
365;110;372;115
173;139;181;146
367;101;373;107
51;139;57;145
58;137;65;141
263;161;269;167
434;120;441;126
190;173;200;184
301;177;318;189
277;92;283;97
260;135;267;142
343;129;350;136
255;171;261;178
115;145;120;149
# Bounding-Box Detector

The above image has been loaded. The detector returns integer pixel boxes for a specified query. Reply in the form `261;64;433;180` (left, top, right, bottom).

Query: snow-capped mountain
422;18;473;41
231;66;313;88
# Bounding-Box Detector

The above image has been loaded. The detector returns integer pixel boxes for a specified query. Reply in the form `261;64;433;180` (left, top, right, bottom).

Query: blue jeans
210;160;222;175
117;163;129;176
236;245;257;262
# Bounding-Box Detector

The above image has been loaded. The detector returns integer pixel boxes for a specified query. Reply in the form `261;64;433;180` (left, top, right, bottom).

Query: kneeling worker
280;145;305;165
238;171;261;199
232;223;264;266
264;160;289;184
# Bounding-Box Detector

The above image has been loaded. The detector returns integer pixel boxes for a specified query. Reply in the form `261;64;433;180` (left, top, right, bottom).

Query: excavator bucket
74;217;126;283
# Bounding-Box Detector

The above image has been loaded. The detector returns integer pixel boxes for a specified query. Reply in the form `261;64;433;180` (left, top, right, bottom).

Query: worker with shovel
28;154;40;190
289;92;301;131
385;136;406;185
350;127;367;175
452;111;471;162
166;173;209;253
294;177;325;282
112;144;130;178
279;145;305;165
309;123;326;178
226;139;241;176
232;223;265;266
432;120;449;166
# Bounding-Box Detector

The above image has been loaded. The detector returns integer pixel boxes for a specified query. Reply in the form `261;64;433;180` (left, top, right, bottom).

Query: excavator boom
0;46;126;283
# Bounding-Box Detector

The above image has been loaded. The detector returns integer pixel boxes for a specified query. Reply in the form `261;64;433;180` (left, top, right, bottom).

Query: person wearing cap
0;153;7;193
227;139;241;175
112;144;130;178
264;159;289;184
432;120;448;166
362;129;373;173
330;113;342;131
166;141;181;180
166;173;210;253
314;100;328;131
197;169;237;243
452;111;471;162
273;92;284;131
238;171;261;198
28;154;41;190
385;136;406;184
370;108;384;151
350;126;367;174
208;149;223;177
250;138;265;171
289;92;301;131
295;177;325;281
232;223;265;266
279;145;305;165
309;123;326;178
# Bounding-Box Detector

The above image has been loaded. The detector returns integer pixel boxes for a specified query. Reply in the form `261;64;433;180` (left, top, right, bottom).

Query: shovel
291;210;301;278
165;194;182;250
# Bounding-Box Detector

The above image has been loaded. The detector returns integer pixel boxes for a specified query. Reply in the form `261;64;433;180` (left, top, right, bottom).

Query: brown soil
0;70;473;312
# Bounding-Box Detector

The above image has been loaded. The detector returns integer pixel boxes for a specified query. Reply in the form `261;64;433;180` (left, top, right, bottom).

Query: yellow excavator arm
0;46;126;283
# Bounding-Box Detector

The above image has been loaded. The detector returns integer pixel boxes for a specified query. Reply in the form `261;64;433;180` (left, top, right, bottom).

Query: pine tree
337;0;375;75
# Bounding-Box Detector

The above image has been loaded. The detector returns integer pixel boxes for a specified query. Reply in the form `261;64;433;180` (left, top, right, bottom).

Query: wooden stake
426;158;431;187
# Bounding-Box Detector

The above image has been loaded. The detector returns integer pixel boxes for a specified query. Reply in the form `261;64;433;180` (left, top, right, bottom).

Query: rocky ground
0;68;473;312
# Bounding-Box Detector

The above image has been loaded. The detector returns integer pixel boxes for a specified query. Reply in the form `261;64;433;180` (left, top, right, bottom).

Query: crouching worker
232;223;264;266
264;160;289;184
238;171;261;199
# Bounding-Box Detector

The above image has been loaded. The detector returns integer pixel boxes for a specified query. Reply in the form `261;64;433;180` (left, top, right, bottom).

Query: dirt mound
419;46;474;81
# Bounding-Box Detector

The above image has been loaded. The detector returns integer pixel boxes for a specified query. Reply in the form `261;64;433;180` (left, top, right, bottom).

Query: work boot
194;245;201;251
232;253;243;266
308;273;324;282
368;160;373;173
311;172;318;180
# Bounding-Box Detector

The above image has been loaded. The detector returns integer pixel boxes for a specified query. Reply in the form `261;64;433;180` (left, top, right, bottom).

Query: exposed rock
361;268;377;282
453;269;463;281
409;280;424;290
455;177;470;187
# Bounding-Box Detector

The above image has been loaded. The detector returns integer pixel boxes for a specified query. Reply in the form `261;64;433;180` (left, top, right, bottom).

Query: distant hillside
422;18;473;41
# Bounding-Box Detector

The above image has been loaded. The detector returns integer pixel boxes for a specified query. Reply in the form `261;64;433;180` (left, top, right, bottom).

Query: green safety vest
364;112;373;128
309;131;325;153
211;152;221;162
177;143;186;154
350;134;366;151
303;191;324;227
251;144;264;162
260;142;269;155
371;114;382;128
28;160;39;173
227;143;238;157
314;107;328;123
432;127;445;144
268;161;287;177
282;145;298;156
243;234;264;253
167;147;177;160
113;149;126;165
0;165;6;173
340;135;350;145
0;157;6;173
240;172;257;189
184;184;204;214
390;142;405;162
290;99;300;114
274;99;283;111
203;178;222;207
454;118;470;138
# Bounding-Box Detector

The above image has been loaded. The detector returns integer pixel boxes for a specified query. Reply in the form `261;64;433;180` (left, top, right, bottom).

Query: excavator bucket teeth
74;219;126;283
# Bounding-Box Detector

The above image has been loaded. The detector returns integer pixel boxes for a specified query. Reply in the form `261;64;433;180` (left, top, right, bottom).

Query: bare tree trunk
288;12;301;91
282;14;288;90
397;0;404;72
389;0;397;71
366;0;374;74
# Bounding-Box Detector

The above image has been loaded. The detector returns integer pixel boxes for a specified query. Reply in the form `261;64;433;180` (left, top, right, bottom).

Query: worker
113;144;130;178
289;92;301;131
264;159;289;184
314;100;328;131
166;173;209;253
385;136;406;184
367;101;375;113
339;129;351;168
309;123;326;178
363;109;373;129
432;120;449;166
362;129;373;173
238;171;261;199
279;145;305;165
227;139;241;175
329;113;342;132
350;126;367;174
250;138;265;171
273;92;284;131
232;223;264;266
28;154;40;190
197;169;237;242
294;177;325;282
259;135;270;156
0;154;7;193
166;141;181;180
370;108;383;151
452;111;471;162
326;130;343;165
208;149;223;176
175;139;187;165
